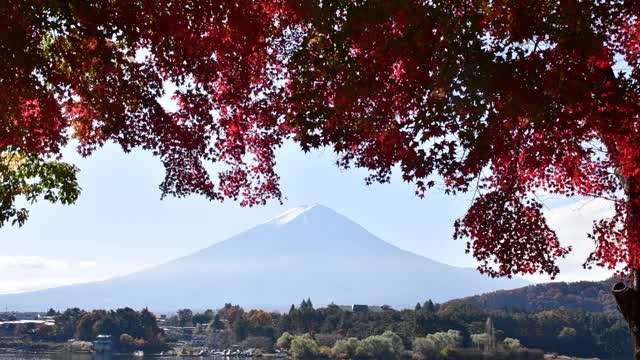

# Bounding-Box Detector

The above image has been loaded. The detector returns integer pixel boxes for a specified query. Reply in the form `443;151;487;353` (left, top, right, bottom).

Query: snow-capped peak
267;204;318;225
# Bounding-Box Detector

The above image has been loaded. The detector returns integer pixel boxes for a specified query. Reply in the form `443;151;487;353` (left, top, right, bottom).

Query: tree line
1;299;627;357
100;298;629;358
12;307;165;350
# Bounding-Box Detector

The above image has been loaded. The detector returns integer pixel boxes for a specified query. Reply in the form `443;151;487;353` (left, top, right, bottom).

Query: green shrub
502;337;522;351
357;334;397;359
319;345;332;357
276;331;294;350
290;335;320;359
381;331;404;354
332;337;361;359
119;333;134;346
413;330;462;358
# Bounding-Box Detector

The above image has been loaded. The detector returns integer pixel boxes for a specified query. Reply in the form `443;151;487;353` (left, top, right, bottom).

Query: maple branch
531;192;551;211
468;168;484;206
60;2;109;41
530;37;540;56
583;193;621;203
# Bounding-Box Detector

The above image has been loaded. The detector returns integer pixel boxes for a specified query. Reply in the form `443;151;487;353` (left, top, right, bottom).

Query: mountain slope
0;205;528;311
450;278;618;313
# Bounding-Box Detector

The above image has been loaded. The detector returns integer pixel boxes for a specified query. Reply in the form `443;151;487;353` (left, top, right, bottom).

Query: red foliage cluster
2;0;640;278
454;192;570;278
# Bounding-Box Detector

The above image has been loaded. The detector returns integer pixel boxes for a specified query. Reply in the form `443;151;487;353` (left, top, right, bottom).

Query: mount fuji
0;204;528;311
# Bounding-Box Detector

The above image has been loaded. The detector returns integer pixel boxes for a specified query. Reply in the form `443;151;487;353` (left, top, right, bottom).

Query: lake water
0;355;273;360
0;355;148;360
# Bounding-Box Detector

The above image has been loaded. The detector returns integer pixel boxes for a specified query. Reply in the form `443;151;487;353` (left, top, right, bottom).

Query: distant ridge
0;204;528;311
449;278;617;313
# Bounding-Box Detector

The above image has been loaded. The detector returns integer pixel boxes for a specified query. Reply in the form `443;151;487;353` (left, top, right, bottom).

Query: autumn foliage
2;1;640;280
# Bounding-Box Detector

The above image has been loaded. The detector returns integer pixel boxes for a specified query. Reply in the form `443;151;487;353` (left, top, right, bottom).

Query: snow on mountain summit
267;205;316;225
265;203;339;226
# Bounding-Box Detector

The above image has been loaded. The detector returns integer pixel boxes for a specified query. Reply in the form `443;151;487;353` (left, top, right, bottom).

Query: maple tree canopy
2;0;640;279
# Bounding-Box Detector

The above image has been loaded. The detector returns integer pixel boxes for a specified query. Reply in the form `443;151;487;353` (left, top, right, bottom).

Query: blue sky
0;138;615;294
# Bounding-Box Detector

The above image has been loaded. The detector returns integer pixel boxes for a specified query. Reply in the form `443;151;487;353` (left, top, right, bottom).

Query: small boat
133;350;144;357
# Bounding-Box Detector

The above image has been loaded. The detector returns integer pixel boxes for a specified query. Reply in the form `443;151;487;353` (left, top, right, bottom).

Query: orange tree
2;0;640;355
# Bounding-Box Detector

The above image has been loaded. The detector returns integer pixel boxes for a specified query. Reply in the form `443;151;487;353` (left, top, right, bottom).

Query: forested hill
451;279;619;313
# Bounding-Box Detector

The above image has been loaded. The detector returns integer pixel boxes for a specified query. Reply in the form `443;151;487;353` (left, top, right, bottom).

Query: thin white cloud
0;256;72;273
0;256;106;294
78;261;98;269
0;277;106;294
525;198;616;283
0;257;148;295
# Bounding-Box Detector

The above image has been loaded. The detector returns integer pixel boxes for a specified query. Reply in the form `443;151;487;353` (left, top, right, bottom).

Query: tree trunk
613;275;640;359
613;177;640;359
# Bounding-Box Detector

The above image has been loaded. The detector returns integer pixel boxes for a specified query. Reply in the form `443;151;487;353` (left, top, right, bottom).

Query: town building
94;334;113;352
